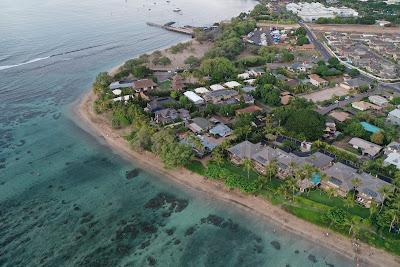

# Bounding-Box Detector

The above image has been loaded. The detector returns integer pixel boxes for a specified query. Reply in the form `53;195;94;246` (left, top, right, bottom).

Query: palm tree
243;158;252;180
350;177;362;199
326;188;336;199
346;216;361;237
266;159;278;182
377;184;391;214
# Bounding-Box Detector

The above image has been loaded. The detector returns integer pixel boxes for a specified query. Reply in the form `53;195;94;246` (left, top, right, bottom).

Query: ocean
0;0;353;266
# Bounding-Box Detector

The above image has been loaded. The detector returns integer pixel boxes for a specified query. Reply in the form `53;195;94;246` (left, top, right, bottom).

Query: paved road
300;21;400;93
316;90;379;115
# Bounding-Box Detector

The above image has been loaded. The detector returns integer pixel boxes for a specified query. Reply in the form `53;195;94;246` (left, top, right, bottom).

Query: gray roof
345;78;370;88
191;117;212;131
209;123;232;137
242;86;256;93
228;141;262;160
349;137;382;157
204;89;238;98
305;152;334;169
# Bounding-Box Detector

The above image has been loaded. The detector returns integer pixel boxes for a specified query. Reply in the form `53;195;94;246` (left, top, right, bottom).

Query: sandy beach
72;86;400;267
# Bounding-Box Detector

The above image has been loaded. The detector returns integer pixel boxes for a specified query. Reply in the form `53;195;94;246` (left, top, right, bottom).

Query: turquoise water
1;0;354;266
360;121;381;133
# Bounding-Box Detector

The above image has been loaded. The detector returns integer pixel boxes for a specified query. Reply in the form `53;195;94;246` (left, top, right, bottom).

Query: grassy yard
159;80;171;91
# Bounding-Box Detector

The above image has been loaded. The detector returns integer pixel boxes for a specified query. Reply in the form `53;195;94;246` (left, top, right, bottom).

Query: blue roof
209;123;232;137
360;121;381;133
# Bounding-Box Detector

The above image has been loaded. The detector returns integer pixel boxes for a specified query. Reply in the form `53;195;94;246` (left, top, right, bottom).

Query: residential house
241;85;256;93
112;89;122;96
224;81;242;89
244;79;256;85
184;91;205;105
384;152;400;169
387;109;400;126
203;90;239;104
146;97;176;113
340;78;370;90
109;80;135;90
235;94;254;104
286;79;300;87
238;73;251;79
133;79;157;93
368;95;389;107
384;141;400;155
154;108;178;124
209;123;232;137
188;117;212;133
194;87;210;95
235;105;262;115
351;101;381;111
329;110;350;122
227;141;262;165
280;92;293;105
349;137;382;158
172;74;185;91
309;74;328;87
322;162;391;206
210;84;225;91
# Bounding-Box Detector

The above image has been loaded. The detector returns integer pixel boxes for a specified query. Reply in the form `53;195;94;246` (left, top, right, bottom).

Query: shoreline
72;79;399;267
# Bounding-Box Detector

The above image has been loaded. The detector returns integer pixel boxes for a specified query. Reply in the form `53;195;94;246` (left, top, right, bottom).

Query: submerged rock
147;256;156;266
270;240;281;250
184;226;196;236
200;215;225;227
308;254;317;263
126;168;141;180
144;192;188;213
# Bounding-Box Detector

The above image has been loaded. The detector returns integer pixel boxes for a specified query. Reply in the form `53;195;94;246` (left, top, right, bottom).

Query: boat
173;8;181;12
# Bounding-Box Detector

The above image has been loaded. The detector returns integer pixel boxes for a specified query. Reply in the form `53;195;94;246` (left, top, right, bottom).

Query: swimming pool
360;121;381;133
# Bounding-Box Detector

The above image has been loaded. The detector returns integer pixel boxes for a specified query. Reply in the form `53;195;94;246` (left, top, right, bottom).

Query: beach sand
72;88;400;267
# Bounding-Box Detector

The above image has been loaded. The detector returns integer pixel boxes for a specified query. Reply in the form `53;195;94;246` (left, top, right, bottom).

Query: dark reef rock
140;222;157;234
126;168;141;180
147;256;156;266
144;193;188;213
165;228;175;236
184;226;196;236
200;215;225;227
115;223;138;241
270;240;281;250
308;254;317;263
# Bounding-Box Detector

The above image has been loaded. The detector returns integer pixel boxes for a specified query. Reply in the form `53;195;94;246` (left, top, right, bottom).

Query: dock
146;22;195;37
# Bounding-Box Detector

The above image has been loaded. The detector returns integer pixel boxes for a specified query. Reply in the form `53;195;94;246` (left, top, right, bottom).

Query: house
340;78;370;90
349;137;382;158
210;84;225;91
238;73;251;79
154;108;178;124
203;90;239;104
368;95;389;107
112;89;122;96
235;105;262;115
109;80;135;90
194;87;210;95
133;79;157;92
146;97;176;113
209;123;232;137
227;141;262;165
384;141;400;155
241;85;256;93
178;108;191;121
188;117;212;133
384;152;400;169
280;92;293;105
387;109;400;126
329;110;350;122
351;101;381;111
235;94;254;104
172;74;185;91
298;173;321;193
113;95;133;102
181;134;220;158
244;79;256;85
322;162;391;206
224;81;242;89
309;74;328;87
184;91;205;105
286;79;300;87
323;122;337;139
288;62;306;72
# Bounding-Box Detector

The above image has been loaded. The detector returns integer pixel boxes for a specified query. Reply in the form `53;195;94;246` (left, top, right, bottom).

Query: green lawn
185;160;207;176
159;80;171;91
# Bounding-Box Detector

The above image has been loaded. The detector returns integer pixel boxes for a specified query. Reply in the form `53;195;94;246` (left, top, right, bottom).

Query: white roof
389;109;400;119
238;73;250;79
384;152;400;169
184;91;204;103
112;89;122;95
224;81;241;88
244;79;256;85
113;95;133;102
368;95;388;106
194;87;210;94
210;84;225;91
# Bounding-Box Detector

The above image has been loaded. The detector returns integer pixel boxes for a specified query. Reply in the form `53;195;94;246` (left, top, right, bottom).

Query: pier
146;22;195;37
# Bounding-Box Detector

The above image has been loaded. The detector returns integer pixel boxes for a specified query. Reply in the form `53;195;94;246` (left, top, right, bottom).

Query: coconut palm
377;184;391;214
266;158;278;182
243;158;253;180
326;188;336;199
350;177;362;199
